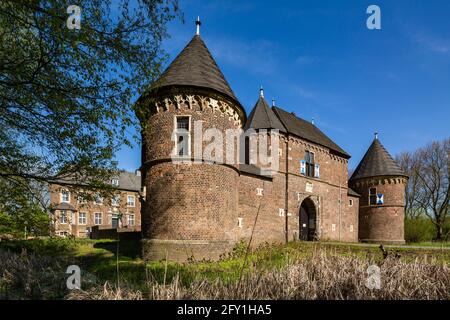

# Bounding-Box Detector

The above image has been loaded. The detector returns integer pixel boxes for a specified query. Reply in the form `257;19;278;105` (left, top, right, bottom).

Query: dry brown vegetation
68;249;450;300
1;242;450;300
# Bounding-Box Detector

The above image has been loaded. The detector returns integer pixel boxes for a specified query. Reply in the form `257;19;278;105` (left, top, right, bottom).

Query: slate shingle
153;35;239;104
272;107;350;158
349;138;407;181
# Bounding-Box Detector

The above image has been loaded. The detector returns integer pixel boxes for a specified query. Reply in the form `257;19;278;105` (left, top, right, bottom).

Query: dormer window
175;116;190;157
111;178;119;187
61;190;70;203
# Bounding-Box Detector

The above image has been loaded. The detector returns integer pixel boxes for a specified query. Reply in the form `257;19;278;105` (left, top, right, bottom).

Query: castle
135;22;408;261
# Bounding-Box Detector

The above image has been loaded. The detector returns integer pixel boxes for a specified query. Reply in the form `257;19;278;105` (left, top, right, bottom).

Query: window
94;212;102;225
369;188;377;206
128;214;135;226
175;116;190;156
79;212;87;225
349;199;354;207
305;151;315;177
60;210;67;224
127;195;135;207
94;195;103;205
244;136;250;164
61;190;70;203
111;178;119;187
111;195;120;207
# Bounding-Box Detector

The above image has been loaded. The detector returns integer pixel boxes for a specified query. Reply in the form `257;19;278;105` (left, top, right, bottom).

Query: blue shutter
314;164;320;179
300;160;306;175
376;194;384;205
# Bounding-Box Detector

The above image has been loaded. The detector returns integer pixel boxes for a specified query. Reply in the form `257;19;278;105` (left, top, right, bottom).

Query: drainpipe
285;134;289;243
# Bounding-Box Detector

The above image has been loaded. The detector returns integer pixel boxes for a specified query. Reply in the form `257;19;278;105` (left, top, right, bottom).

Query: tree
397;139;450;240
396;151;424;219
0;0;180;206
0;178;50;236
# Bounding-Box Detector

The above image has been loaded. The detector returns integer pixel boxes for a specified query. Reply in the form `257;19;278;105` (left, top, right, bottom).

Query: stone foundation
142;239;234;262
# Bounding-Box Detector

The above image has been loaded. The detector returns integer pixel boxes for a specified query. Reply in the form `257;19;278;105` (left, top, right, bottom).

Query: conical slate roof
350;138;407;181
245;96;286;132
153;35;239;103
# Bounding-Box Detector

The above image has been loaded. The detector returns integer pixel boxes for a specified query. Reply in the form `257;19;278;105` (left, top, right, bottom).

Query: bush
405;218;436;243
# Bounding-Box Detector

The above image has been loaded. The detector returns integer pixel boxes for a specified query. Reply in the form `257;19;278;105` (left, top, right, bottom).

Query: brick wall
49;184;141;238
350;177;407;243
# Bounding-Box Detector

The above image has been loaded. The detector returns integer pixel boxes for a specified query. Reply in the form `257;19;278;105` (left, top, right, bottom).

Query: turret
136;19;246;261
349;134;408;244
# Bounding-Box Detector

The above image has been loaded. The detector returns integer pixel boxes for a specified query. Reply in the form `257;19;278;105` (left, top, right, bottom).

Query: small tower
349;134;408;244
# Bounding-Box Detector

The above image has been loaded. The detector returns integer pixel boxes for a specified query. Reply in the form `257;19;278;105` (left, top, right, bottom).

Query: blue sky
116;0;450;172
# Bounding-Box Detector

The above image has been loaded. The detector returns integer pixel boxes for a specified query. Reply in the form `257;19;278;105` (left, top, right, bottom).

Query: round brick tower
135;24;246;261
349;134;408;244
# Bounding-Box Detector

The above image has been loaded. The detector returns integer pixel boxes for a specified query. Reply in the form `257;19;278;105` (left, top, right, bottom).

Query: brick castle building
135;22;408;261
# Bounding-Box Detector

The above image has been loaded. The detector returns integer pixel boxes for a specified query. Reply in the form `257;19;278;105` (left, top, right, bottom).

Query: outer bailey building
135;22;408;261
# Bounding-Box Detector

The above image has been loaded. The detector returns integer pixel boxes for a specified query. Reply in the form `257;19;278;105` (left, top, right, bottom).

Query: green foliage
0;0;180;205
405;218;436;243
0;179;51;237
405;217;450;243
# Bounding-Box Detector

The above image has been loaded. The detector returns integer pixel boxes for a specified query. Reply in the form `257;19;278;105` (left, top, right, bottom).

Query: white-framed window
127;214;135;226
77;192;87;204
94;212;102;225
111;195;120;207
61;190;70;203
79;212;87;225
59;210;67;224
279;208;285;217
94;194;103;205
174;116;191;156
127;195;135;207
256;188;263;196
111;178;119;187
349;199;354;207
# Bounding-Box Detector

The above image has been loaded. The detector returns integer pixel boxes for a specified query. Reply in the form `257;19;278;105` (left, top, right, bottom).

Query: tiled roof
347;188;361;197
244;96;286;132
272;107;350;158
349;138;407;181
51;202;77;211
152;35;239;104
51;171;141;192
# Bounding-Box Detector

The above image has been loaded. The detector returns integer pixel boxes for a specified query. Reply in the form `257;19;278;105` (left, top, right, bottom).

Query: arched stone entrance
299;197;317;241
